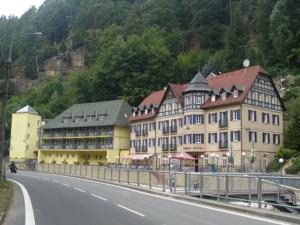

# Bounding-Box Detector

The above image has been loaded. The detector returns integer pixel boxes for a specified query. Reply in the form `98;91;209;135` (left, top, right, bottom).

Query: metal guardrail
21;163;300;213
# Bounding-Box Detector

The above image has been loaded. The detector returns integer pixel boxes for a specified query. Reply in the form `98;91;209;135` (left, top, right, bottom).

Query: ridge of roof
16;105;39;115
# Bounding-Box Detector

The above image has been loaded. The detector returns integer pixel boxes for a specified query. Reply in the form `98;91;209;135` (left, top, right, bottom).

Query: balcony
135;146;141;152
162;127;169;135
162;144;169;151
219;119;228;128
170;126;177;134
219;140;228;149
169;144;177;151
142;129;148;136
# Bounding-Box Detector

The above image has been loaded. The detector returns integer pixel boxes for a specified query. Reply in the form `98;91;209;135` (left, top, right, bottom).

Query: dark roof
42;100;132;129
183;71;211;93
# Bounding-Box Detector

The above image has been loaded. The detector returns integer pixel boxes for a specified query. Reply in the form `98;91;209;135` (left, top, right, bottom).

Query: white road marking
8;179;36;225
117;204;146;217
22;172;292;225
73;187;85;193
62;183;71;187
90;193;107;201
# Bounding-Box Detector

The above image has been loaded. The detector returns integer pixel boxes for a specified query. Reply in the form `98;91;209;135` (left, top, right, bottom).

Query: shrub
285;156;300;174
51;160;56;164
73;161;79;165
97;161;105;166
39;160;45;164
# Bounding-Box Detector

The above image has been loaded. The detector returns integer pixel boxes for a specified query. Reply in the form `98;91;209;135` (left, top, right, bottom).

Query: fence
32;163;300;212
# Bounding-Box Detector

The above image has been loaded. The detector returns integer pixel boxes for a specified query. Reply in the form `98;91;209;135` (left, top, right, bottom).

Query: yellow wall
10;112;41;161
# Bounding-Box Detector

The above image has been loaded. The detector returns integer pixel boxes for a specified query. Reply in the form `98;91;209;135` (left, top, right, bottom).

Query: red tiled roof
203;65;265;108
139;89;166;107
130;65;267;121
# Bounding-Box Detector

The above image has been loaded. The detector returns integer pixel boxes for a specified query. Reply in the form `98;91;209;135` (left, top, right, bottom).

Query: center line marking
62;183;71;187
74;187;85;193
117;204;146;217
90;194;107;201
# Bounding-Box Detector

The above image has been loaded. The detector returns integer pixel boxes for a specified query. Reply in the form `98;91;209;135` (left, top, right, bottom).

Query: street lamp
0;32;42;180
279;158;284;176
242;152;246;172
200;154;204;170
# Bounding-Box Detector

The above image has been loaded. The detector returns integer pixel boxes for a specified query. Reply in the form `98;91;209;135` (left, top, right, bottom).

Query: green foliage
266;147;295;172
285;156;300;174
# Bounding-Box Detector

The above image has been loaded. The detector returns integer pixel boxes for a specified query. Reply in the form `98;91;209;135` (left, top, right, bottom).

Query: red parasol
171;152;196;160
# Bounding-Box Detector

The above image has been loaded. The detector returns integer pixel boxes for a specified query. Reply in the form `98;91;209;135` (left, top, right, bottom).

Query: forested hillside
1;0;300;164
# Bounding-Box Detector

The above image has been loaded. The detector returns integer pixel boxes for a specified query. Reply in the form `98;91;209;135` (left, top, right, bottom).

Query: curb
34;171;300;224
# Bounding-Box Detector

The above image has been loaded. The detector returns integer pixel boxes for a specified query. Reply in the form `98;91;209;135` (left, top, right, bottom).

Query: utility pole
0;60;11;181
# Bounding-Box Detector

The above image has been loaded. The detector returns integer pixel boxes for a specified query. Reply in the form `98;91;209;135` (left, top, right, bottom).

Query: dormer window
151;108;155;113
138;111;141;116
221;92;226;101
233;90;238;98
145;109;148;115
133;112;136;117
211;94;216;102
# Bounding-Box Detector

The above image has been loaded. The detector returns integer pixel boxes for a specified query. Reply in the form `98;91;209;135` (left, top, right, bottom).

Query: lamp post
0;32;42;181
242;152;246;173
200;154;204;171
279;158;284;176
216;154;219;172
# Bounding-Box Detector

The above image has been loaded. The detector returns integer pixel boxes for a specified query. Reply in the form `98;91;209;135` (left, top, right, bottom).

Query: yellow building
129;65;285;171
9;105;42;162
38;100;131;165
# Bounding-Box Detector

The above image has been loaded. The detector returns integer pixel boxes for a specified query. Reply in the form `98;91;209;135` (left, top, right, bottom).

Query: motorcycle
9;166;17;173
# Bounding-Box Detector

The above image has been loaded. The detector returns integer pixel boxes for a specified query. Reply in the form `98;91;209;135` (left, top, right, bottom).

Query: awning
171;152;196;160
122;154;153;160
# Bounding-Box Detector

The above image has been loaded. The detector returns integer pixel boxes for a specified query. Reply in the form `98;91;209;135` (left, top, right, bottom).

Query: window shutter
237;131;241;141
158;138;160;146
249;131;251;142
267;114;270;123
273;134;276;144
208;114;211;124
230;131;233;142
248;110;251;121
215;133;218;142
193;134;196;143
272;115;275;124
230;110;233;121
268;133;270;143
193;115;196;124
262;133;265;143
184;135;186;144
201;115;204;124
278;135;280;144
262;113;264;123
255;132;257;142
237;109;240;120
208;133;211;143
184;116;186;125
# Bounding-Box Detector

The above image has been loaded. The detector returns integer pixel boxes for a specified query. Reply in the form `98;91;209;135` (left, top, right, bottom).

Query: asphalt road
6;171;294;225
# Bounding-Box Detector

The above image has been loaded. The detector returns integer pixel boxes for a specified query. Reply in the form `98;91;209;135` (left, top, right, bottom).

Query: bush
74;161;79;165
266;160;282;172
39;160;45;164
51;160;56;164
285;156;300;174
276;147;297;159
97;161;105;166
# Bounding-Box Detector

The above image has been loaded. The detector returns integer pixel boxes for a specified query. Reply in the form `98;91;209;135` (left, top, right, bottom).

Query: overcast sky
0;0;45;17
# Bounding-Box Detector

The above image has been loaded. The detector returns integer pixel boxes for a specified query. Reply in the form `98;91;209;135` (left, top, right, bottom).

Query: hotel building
129;65;285;171
38;100;131;165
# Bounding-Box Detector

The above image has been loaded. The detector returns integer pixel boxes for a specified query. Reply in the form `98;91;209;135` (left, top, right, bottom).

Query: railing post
48;163;50;173
217;175;220;201
248;177;252;205
75;164;77;175
58;164;61;173
80;165;82;176
91;166;94;178
64;164;66;174
276;177;280;202
174;173;177;193
127;169;129;184
137;170;140;186
199;174;203;198
225;175;229;201
162;173;165;192
97;166;100;179
149;171;152;189
184;172;187;195
188;173;191;194
118;168;121;183
85;165;88;176
104;167;106;180
257;176;262;209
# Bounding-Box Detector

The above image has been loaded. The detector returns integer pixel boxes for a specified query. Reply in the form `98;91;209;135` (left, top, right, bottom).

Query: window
262;113;270;124
262;132;270;144
194;134;204;144
248;131;257;142
248;110;257;122
133;112;136;117
208;113;218;124
222;92;226;101
208;133;217;144
231;131;241;142
211;94;216;102
145;109;148;115
233;90;238;98
273;134;280;145
230;109;240;121
204;154;208;165
272;115;280;125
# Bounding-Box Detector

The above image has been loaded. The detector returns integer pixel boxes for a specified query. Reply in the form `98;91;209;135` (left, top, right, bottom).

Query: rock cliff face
12;48;84;92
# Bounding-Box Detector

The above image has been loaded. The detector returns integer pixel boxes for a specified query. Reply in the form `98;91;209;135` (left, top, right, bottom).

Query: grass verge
0;181;13;223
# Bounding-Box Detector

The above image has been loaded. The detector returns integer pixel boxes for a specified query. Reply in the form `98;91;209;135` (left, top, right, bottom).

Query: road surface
6;171;294;225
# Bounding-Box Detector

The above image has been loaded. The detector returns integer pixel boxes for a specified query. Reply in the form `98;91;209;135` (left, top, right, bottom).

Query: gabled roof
203;65;265;108
16;105;39;115
42;100;132;129
183;70;211;93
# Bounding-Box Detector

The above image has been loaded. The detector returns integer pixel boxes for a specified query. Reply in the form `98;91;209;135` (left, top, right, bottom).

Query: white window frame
222;92;226;101
232;131;239;142
233;90;238;98
232;110;239;120
211;133;217;144
211;94;216;102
